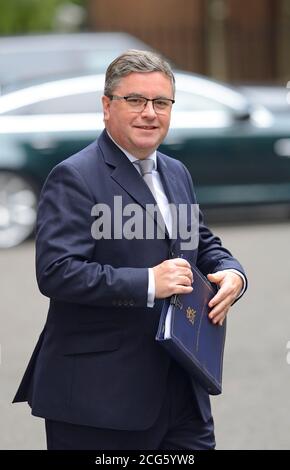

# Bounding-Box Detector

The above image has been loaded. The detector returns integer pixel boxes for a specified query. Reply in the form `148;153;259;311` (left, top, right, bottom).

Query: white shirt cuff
147;268;155;308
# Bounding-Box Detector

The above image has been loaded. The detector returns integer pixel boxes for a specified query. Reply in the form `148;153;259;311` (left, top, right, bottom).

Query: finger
212;311;227;325
177;267;193;283
208;291;225;308
210;305;229;324
209;298;231;319
173;285;193;295
176;275;192;286
171;258;191;269
207;272;224;284
208;284;235;308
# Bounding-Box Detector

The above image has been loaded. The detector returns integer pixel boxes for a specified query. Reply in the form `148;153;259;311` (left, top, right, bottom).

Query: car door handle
274;138;290;158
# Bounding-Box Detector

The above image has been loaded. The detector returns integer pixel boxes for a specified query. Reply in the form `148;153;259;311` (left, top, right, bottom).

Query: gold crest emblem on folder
186;307;196;325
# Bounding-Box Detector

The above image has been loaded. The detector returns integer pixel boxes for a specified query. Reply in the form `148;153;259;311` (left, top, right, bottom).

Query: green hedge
0;0;85;34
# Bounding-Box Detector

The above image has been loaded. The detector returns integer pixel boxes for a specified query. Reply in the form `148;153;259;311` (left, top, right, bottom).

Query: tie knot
135;159;155;177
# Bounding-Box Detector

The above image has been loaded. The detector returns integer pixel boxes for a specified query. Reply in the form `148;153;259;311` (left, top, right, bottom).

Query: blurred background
1;0;290;82
0;0;290;450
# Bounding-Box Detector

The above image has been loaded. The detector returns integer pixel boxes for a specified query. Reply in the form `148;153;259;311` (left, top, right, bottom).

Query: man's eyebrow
125;93;172;99
125;93;144;97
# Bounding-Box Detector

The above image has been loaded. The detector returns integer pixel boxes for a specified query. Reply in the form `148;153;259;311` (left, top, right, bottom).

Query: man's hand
207;271;243;326
153;258;193;299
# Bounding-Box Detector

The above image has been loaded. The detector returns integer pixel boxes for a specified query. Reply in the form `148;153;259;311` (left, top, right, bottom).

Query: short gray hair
104;49;175;97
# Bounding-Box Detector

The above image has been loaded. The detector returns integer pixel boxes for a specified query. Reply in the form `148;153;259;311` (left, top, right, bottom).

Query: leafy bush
0;0;85;34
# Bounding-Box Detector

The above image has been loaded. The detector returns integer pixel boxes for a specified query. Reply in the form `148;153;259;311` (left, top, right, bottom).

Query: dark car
0;71;290;248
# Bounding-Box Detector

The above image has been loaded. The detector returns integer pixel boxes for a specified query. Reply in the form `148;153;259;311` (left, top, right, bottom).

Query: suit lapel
156;153;179;206
98;131;169;237
157;153;182;252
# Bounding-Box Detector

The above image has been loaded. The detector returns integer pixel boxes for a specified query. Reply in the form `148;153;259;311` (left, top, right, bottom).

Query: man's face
102;71;174;159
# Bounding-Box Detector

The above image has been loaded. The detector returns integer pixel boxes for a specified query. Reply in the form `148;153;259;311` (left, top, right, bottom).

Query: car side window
6;91;103;115
174;90;229;112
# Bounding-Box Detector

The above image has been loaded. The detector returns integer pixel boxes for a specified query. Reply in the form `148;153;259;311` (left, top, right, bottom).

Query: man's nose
141;100;157;117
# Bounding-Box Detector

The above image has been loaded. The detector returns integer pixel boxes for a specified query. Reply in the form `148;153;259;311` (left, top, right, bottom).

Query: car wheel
0;171;38;248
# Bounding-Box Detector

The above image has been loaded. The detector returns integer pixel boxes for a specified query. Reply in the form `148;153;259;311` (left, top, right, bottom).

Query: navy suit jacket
13;130;246;430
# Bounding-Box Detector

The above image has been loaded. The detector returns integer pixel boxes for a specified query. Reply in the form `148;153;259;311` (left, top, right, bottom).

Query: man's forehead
116;71;172;86
114;71;173;94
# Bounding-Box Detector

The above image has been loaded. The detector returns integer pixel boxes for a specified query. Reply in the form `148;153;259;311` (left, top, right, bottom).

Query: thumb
207;271;224;284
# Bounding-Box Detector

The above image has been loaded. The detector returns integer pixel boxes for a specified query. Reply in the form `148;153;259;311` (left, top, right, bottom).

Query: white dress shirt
107;132;246;307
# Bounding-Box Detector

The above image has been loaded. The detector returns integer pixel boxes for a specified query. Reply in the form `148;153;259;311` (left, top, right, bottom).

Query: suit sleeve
181;164;247;289
35;162;148;307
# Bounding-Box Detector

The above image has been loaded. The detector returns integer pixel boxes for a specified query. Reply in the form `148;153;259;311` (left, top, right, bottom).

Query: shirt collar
106;130;157;170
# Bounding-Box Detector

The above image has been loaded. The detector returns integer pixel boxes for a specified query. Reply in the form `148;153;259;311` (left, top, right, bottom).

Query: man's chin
132;136;161;151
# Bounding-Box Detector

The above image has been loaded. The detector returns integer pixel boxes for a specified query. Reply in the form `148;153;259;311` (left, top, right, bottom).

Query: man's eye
155;100;169;108
127;98;144;105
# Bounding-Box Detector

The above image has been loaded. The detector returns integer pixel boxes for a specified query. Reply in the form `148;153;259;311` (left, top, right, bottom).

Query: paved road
1;221;290;449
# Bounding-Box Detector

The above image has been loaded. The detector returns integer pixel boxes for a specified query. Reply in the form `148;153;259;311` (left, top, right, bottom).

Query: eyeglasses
108;94;175;114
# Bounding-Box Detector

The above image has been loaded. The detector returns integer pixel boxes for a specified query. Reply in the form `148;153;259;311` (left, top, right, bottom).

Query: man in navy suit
13;50;246;449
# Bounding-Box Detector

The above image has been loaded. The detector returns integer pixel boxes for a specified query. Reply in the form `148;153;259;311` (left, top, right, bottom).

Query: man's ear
102;95;110;121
